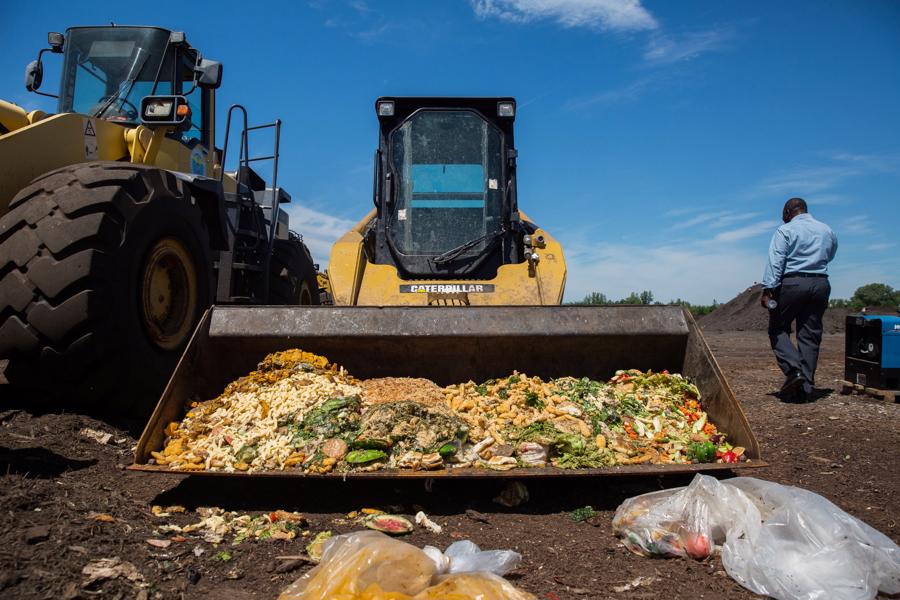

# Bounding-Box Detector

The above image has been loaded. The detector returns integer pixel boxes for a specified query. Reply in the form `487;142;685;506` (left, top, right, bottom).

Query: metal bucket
132;305;764;477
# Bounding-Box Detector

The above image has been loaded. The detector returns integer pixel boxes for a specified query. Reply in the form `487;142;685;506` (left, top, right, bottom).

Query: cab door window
176;51;208;148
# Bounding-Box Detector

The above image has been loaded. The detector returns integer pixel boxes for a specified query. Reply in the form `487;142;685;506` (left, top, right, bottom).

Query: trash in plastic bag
612;473;755;560
278;530;535;600
613;474;900;600
422;539;521;576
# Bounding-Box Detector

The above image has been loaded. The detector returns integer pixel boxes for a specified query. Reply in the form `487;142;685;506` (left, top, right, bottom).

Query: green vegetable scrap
524;391;544;410
552;434;586;456
438;442;458;458
555;447;614;469
513;421;564;445
306;530;333;562
687;441;717;463
345;449;388;464
291;395;361;445
569;506;597;522
214;550;232;562
234;445;258;464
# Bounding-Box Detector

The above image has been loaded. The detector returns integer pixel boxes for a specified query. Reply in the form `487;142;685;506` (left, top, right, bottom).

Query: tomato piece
683;532;712;559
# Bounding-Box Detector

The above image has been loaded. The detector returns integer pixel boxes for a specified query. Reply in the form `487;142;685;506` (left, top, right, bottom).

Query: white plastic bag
423;539;522;576
722;477;900;600
613;474;900;600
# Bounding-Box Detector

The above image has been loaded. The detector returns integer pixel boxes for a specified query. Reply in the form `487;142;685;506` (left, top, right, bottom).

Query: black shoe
780;371;806;396
777;371;806;403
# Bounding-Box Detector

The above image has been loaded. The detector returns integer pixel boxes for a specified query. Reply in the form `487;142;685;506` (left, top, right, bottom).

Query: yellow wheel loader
327;97;566;306
0;27;319;412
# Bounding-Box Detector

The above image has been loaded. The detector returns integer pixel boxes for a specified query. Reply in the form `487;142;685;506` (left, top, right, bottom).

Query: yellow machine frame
328;210;566;306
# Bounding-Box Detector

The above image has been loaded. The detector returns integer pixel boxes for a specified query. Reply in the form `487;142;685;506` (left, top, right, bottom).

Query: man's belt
783;272;828;279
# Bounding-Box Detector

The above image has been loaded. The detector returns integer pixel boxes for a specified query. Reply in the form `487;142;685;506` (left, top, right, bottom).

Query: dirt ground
1;332;898;600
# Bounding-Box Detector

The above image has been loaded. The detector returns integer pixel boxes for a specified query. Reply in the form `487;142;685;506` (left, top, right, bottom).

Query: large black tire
268;238;320;305
0;162;212;414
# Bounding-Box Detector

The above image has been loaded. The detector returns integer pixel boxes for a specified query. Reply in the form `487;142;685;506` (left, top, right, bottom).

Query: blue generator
845;314;900;390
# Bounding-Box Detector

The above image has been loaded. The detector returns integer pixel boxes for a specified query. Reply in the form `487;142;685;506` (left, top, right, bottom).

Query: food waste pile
150;350;748;473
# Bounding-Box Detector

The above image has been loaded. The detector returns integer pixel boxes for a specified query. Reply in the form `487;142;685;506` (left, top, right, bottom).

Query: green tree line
829;283;900;309
573;283;899;315
570;290;720;317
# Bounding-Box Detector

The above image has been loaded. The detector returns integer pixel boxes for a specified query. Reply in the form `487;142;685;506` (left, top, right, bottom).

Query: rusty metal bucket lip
206;303;694;338
128;460;767;478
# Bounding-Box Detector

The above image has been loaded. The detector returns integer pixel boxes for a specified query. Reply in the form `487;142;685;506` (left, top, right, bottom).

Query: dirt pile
699;284;851;334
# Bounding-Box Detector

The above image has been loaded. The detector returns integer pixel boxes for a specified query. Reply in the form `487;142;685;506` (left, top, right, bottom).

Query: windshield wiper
430;228;505;265
93;47;150;118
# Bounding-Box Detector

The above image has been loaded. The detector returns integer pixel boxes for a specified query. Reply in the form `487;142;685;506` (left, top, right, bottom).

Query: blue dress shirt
762;213;838;289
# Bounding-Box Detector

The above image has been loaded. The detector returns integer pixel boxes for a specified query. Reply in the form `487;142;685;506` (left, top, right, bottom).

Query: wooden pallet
840;380;898;402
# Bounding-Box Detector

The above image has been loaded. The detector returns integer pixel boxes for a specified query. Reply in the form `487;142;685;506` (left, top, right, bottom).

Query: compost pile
151;350;747;474
699;284;851;333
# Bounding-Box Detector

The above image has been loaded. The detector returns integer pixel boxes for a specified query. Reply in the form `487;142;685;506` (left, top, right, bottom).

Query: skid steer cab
0;26;319;413
327;97;566;306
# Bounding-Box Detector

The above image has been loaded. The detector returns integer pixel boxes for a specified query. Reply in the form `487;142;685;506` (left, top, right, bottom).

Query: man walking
761;198;838;402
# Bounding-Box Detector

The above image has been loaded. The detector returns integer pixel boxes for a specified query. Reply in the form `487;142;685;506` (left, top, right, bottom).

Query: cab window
388;110;503;256
177;52;208;147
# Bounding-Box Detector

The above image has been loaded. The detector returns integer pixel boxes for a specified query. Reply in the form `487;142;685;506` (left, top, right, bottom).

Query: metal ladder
216;104;282;304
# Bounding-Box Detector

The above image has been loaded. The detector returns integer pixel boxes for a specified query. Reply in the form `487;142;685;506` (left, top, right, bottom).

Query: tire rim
140;237;198;351
299;281;313;305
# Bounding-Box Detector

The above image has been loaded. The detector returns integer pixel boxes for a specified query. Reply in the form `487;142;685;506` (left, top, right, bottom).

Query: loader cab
29;26;219;149
368;97;528;279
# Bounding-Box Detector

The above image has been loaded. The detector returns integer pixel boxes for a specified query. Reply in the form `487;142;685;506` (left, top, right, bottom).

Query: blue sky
3;0;899;304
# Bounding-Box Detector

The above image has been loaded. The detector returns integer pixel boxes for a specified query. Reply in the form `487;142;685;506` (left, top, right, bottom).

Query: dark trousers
768;277;831;393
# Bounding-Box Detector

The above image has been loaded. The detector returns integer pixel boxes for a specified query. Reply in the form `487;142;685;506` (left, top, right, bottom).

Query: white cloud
562;239;764;304
560;152;900;305
865;242;896;252
284;204;359;267
643;27;734;65
470;0;658;31
712;220;779;242
837;215;871;235
828;152;900;173
671;210;762;230
759;164;861;195
805;193;851;206
740;153;900;205
566;76;657;109
314;0;392;42
664;206;698;217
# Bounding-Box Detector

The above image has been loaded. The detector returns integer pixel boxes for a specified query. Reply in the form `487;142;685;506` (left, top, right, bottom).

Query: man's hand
761;290;772;309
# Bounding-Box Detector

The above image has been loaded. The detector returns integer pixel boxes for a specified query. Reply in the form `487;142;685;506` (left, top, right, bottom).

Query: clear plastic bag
278;530;534;600
423;539;522;576
722;477;900;600
613;474;900;600
612;474;755;559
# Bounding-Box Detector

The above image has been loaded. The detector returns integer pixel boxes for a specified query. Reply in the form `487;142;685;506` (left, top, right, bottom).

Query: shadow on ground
0;387;150;438
149;471;740;516
765;387;835;403
0;446;97;478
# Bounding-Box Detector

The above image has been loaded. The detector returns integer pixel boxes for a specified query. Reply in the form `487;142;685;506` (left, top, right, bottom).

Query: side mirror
195;59;222;89
25;59;43;92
